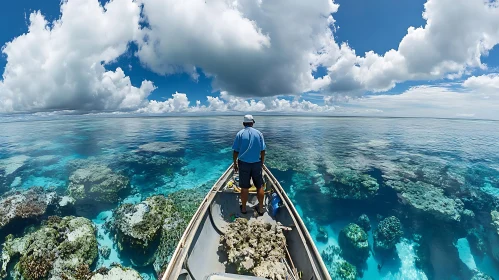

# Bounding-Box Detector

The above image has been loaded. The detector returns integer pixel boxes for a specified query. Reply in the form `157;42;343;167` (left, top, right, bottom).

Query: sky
0;0;498;119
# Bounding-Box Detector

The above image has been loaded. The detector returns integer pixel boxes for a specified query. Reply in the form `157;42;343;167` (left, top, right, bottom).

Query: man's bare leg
257;186;265;213
241;188;249;212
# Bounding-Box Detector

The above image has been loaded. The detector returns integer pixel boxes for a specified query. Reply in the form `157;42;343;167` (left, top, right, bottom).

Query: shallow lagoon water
0;116;499;279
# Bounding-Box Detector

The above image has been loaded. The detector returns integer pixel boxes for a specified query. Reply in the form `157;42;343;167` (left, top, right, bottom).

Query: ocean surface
1;116;498;279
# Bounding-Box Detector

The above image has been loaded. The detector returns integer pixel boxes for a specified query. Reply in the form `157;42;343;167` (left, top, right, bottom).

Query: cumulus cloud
463;74;499;95
137;92;190;113
346;79;499;119
137;91;335;114
323;0;499;94
1;0;499;115
0;0;154;113
136;0;338;97
203;91;335;113
205;92;266;112
131;78;499;119
135;0;499;97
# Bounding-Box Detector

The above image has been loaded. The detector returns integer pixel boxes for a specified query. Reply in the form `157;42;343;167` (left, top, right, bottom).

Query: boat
161;164;331;280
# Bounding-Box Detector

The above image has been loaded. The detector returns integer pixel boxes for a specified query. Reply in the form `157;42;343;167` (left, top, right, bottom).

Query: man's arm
260;132;266;165
233;151;239;172
232;132;240;172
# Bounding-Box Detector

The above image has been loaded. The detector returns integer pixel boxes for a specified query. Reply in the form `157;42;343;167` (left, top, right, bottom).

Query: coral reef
72;264;93;280
112;189;203;274
68;165;130;207
379;157;464;191
18;253;55;279
338;223;369;265
487;210;499;262
471;270;493;280
0;216;98;279
0;155;30;193
0;155;29;177
167;188;205;220
316;226;328;243
413;233;433;277
491;211;499;234
136;142;184;155
264;142;318;173
114;153;186;171
377;157;499;222
321;245;343;268
0;187;58;232
91;265;142;280
152;188;205;274
266;156;316;173
152;211;186;274
99;246;111;259
459;164;499;213
220;218;287;279
324;168;379;200
467;226;487;256
393;181;464;222
112;195;175;266
58;195;76;208
357;214;371;232
336;261;357;280
111;152;186;190
373;216;403;252
320;246;357;280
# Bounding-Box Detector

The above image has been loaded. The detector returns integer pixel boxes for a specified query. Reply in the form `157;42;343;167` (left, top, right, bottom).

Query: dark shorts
238;160;263;189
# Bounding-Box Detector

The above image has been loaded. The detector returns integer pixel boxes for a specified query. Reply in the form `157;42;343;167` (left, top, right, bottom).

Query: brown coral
95;267;110;275
0;187;57;230
73;264;93;280
15;202;46;219
18;252;55;280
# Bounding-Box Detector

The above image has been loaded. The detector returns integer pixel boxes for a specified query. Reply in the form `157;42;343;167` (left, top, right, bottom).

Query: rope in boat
282;259;298;280
285;244;300;279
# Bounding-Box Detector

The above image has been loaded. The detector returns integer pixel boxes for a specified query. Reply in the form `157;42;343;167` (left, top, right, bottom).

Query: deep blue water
1;116;498;279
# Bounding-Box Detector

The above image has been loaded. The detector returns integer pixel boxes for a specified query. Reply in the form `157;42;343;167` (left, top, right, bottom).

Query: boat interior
166;166;329;280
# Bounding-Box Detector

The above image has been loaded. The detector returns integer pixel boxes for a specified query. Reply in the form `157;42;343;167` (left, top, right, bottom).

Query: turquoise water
1;116;499;279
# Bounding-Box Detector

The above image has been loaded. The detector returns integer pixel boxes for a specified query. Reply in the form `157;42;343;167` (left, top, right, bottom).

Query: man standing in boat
232;115;266;216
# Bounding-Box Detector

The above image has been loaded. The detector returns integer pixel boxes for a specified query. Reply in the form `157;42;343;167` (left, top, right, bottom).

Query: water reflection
0;116;498;279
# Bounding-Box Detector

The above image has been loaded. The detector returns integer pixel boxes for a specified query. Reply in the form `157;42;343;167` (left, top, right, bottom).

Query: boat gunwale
263;165;331;280
161;165;233;280
161;164;331;280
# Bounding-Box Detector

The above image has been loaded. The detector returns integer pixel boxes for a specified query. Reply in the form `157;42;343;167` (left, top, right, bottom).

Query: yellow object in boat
232;182;268;194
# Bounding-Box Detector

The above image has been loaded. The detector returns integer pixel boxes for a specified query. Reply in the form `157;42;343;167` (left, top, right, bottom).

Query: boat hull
161;164;330;280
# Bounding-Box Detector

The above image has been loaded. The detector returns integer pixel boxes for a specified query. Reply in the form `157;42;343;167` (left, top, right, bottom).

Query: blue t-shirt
232;127;266;163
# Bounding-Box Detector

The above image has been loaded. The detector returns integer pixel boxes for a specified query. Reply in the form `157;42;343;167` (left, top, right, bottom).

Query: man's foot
240;205;247;214
254;206;265;216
